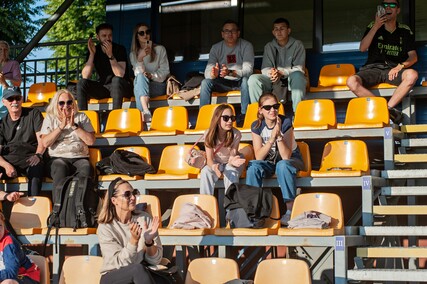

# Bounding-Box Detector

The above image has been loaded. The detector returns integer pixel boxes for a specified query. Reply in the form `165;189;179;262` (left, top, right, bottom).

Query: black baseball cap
3;87;21;100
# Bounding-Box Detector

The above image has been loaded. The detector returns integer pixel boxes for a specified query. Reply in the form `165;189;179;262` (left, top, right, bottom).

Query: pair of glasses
117;189;140;200
382;2;398;8
261;103;280;111
6;96;22;102
58;100;73;106
221;115;236;122
137;30;151;36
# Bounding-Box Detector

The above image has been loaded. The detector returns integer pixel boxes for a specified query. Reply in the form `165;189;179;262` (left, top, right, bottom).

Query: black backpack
96;149;156;176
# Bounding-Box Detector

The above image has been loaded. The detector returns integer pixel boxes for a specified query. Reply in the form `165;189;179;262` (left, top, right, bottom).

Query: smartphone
147;40;152;48
377;5;386;17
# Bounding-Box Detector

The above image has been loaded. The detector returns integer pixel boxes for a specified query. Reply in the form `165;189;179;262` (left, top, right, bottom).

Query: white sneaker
143;111;152;122
280;210;292;227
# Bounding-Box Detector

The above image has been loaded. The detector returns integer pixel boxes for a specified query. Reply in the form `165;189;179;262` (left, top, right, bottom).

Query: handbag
185;135;223;169
143;259;183;284
166;75;182;98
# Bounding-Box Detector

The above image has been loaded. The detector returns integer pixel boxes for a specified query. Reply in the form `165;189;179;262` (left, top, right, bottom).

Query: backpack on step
96;149;156;176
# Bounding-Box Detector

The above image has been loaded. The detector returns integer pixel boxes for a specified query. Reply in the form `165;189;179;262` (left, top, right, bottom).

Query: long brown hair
98;178;132;224
254;93;279;129
205;104;235;149
130;23;156;63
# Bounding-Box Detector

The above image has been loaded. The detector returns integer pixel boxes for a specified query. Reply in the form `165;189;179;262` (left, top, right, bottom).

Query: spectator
245;93;304;226
130;23;170;123
248;18;306;113
0;211;40;284
200;20;254;125
77;23;132;110
40;89;95;204
0;41;22;119
200;104;246;195
98;177;162;284
346;0;418;124
0;87;45;196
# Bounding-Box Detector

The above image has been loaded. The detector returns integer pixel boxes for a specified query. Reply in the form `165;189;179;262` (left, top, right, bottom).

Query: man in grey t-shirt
200;20;254;125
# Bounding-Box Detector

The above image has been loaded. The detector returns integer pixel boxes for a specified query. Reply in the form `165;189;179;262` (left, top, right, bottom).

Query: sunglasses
261;103;281;111
117;189;140;200
137;30;151;36
6;96;22;102
58;100;73;107
382;2;398;8
221;115;236;122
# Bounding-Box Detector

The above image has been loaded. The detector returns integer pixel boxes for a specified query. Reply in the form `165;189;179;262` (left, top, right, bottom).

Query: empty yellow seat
10;196;52;235
309;63;355;92
297;141;312;177
100;108;142;137
293;99;336;130
254;258;312;284
22;82;57;107
140;106;188;136
59;255;102;284
88;96;131;104
184;104;235;134
337;97;389;129
310;140;370;177
81;110;101;135
185;257;240;284
238;102;285;132
278;192;344;236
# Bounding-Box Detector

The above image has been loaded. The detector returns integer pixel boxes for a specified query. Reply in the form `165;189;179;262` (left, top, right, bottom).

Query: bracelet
145;240;154;247
35;153;43;159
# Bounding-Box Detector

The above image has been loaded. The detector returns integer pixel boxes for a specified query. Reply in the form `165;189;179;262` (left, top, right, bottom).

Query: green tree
0;0;42;45
44;0;106;82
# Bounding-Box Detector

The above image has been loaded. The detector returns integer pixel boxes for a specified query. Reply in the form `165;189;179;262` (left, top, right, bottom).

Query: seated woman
40;89;96;204
97;177;162;284
0;211;40;284
200;104;246;195
0;41;22;119
246;93;304;226
129;23;170;122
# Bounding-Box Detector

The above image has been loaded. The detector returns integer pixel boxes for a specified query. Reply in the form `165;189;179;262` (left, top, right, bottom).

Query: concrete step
394;153;427;163
401;138;427;147
357;247;427;258
360;226;427;236
348;269;427;282
401;124;427;133
373;205;427;215
381;186;427;195
382;169;427;179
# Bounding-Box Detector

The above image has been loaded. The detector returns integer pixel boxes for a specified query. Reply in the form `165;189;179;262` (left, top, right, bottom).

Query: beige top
206;128;241;164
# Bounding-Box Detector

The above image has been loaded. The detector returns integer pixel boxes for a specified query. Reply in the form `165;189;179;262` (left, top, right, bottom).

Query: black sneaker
388;107;403;125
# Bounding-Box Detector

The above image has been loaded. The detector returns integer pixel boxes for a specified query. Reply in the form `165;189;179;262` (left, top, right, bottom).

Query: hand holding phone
377;5;386;18
147;40;152;48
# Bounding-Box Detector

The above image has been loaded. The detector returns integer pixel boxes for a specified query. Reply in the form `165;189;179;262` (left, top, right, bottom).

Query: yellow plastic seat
100;108;142;138
297;141;312;177
22;82;57;107
88;96;131;104
422;81;427;87
185;257;240;284
212;90;241;97
140;106;188;136
238;143;255;178
337;97;389;129
28;255;50;284
81;110;101;136
278;192;344;236
310;140;370;177
238;102;285;132
184;104;236;134
215;195;280;236
293;99;336;130
144;145;200;180
254;258;312;284
158;194;219;236
370;82;397;89
59;255;102;284
10;196;52;235
137;195;162;227
98;146;151;182
309;63;355;92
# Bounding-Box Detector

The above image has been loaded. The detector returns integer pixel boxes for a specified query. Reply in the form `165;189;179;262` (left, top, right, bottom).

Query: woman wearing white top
129;23;170;122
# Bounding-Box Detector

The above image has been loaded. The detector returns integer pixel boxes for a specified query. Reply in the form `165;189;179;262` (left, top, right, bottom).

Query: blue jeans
199;77;250;114
246;150;304;202
133;74;166;112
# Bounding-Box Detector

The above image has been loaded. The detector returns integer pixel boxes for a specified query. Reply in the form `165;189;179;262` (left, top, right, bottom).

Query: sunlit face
137;26;151;44
272;23;290;42
221;23;240;46
97;28;113;44
111;182;138;213
259;97;279;121
57;92;74;117
382;1;400;20
3;93;22;114
219;108;234;131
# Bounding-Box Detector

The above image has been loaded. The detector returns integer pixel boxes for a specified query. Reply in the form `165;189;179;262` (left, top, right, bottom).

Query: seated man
0;87;45;196
248;18;306;114
346;0;418;124
200;20;254;125
77;23;132;110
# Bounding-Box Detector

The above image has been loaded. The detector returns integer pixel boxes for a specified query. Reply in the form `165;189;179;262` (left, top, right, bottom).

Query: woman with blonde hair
40;89;95;203
98;177;162;284
200;104;246;195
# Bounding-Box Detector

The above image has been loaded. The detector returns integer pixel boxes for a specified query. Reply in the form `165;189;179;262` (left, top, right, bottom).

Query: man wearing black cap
0;87;45;196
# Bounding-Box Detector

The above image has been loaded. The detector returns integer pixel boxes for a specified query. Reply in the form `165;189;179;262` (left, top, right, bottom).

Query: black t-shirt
363;22;416;67
0;108;43;158
87;42;130;85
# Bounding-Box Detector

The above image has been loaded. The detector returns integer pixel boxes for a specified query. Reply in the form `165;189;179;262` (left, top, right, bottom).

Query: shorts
357;63;403;88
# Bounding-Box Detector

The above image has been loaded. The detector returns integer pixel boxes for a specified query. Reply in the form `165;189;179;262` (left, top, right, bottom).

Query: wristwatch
71;123;79;130
228;70;234;77
108;55;115;60
35;153;43;159
399;63;405;70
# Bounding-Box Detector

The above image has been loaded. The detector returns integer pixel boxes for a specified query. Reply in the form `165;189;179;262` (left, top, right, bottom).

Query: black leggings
100;263;154;284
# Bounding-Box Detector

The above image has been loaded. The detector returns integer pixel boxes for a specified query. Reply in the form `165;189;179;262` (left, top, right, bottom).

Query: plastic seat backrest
185;257;240;284
193;104;236;130
297;141;312;177
28;255;50;284
238;143;254;177
151;106;188;133
167;194;219;229
137;195;161;222
317;63;355;87
81;110;100;134
10;196;52;231
117;146;151;164
343;97;389;125
242;102;285;129
293;99;336;129
104;108;142;134
157;145;200;176
317;140;370;173
27;82;57;103
254;258;311;284
59;255;103;284
291;192;344;232
88;148;101;173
